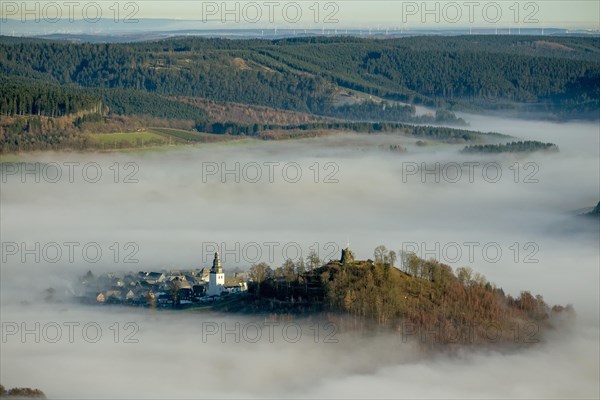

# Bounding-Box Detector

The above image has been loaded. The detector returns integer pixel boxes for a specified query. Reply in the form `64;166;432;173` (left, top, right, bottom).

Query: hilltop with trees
220;245;573;346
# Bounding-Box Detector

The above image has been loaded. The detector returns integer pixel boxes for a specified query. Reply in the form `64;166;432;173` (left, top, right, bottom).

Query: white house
224;282;248;294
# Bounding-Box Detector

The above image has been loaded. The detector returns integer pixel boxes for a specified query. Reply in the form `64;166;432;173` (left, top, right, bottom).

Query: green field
89;131;168;148
149;128;235;143
87;128;241;151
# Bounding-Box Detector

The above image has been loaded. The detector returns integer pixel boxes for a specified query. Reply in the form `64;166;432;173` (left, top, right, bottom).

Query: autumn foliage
246;250;572;345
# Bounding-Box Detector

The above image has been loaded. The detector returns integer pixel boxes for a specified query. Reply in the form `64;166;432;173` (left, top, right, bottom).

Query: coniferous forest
1;35;598;152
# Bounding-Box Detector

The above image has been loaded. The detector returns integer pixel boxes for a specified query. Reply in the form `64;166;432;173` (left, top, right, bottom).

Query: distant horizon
1;19;598;41
3;16;599;29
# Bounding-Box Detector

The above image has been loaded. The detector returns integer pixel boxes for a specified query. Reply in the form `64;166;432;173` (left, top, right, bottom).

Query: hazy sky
2;1;599;29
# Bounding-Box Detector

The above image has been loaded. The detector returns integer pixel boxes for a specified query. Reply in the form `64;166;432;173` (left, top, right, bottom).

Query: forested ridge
1;35;598;152
2;35;598;115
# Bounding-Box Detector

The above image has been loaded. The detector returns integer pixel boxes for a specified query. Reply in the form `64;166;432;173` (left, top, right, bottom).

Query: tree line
462;140;559;153
0;384;46;398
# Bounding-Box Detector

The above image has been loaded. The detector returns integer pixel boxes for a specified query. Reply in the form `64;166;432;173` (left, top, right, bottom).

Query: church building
207;252;225;296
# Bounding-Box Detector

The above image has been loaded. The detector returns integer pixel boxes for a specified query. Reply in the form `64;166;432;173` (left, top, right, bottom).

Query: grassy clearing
89;131;167;148
87;128;235;150
83;127;256;154
149;128;235;143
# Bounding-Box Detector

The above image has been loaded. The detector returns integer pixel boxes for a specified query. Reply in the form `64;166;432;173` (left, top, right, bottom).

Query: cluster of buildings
84;253;247;307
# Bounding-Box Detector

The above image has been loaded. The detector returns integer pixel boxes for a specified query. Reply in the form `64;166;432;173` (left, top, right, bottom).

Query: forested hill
1;35;599;119
225;249;573;347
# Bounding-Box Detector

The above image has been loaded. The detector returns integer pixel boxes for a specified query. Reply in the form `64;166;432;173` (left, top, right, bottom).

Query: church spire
211;252;223;274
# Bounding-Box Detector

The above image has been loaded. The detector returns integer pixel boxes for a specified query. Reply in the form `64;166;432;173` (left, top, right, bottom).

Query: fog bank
1;115;598;398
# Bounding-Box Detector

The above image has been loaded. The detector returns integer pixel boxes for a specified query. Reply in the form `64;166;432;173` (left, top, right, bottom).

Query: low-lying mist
1;115;598;398
1;303;598;399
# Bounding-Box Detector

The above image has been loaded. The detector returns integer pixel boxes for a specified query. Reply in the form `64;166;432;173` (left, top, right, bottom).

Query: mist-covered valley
1;114;598;399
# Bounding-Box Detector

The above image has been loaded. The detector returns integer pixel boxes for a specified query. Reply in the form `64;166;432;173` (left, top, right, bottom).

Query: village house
144;272;166;285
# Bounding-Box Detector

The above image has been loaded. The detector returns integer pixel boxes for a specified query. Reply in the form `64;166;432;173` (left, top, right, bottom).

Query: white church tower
207;252;225;296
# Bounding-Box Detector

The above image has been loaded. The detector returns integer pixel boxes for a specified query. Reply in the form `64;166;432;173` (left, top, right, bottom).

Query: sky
1;0;599;30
